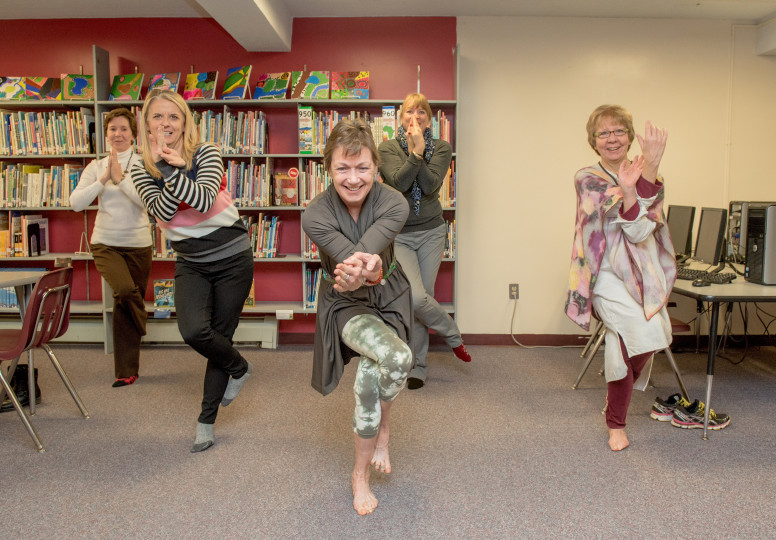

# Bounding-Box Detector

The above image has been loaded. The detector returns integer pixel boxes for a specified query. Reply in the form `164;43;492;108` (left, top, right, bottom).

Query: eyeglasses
594;129;628;139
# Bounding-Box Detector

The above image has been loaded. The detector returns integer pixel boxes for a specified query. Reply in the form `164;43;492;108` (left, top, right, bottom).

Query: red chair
0;267;89;452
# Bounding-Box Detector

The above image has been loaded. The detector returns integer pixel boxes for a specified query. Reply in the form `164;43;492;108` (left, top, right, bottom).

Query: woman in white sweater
71;108;152;387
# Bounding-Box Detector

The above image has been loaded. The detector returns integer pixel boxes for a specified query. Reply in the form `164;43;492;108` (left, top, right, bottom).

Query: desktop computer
729;201;776;261
745;204;776;285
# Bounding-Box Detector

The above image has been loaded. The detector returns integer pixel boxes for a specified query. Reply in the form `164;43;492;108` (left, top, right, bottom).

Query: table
671;270;776;439
0;270;47;315
0;270;46;409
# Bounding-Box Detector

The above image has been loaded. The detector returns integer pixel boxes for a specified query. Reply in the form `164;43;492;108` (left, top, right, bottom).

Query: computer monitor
693;207;728;265
666;205;695;257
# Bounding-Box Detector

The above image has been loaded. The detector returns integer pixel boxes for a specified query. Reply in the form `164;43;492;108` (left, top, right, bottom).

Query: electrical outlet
509;283;519;300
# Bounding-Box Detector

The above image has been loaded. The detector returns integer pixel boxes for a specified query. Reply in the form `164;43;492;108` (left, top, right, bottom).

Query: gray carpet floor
2;343;775;538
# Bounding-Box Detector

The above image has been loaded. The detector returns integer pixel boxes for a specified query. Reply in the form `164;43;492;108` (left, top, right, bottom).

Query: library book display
1;45;461;350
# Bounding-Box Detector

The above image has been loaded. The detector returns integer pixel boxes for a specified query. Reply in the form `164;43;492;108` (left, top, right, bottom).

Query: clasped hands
102;147;126;185
149;125;185;168
406;117;424;156
333;252;382;293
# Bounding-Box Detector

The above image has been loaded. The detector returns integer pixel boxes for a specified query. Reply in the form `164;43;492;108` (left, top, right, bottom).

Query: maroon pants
605;336;654;429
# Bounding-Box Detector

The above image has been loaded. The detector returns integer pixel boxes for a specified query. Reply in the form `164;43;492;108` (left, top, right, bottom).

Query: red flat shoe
112;375;138;388
453;344;471;362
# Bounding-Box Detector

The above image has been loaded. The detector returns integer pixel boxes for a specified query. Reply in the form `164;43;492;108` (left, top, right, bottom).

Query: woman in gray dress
302;119;413;515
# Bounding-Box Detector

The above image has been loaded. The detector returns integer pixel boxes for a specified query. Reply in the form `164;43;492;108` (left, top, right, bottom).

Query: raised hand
618;155;645;190
407;117;424;154
635;121;667;181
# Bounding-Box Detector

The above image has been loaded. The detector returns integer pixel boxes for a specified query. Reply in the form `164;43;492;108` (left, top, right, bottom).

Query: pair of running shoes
650;393;731;430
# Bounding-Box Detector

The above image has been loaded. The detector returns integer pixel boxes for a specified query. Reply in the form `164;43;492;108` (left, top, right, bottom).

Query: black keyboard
676;268;737;284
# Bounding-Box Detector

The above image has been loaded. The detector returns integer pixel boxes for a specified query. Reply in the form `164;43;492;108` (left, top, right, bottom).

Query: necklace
598;161;620;185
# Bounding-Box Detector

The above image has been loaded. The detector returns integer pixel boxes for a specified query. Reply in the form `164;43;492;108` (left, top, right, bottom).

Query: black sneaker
671;400;731;430
650;393;691;422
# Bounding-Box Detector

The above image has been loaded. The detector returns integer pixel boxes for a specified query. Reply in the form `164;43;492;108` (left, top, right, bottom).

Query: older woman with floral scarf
565;104;676;451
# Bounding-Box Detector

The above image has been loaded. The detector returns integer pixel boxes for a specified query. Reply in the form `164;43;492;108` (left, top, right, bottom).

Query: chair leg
580;320;604;359
572;327;606;389
27;349;35;415
42;344;90;419
0;356;21;405
662;347;689;400
0;367;44;452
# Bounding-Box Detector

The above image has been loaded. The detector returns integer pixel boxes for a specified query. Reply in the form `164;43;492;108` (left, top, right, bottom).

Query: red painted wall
1;16;457;335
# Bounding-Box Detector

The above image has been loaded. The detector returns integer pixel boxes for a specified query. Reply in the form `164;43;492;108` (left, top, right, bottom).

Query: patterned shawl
564;166;677;331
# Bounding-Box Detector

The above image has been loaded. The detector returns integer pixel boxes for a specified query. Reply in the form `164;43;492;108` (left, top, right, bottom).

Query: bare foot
608;428;630;451
371;426;391;474
352;470;379;515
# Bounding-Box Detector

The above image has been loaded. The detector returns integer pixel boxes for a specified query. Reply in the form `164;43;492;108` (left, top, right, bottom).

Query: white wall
455;17;776;336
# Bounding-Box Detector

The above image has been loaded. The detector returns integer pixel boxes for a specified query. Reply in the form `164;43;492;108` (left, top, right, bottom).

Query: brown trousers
91;244;153;378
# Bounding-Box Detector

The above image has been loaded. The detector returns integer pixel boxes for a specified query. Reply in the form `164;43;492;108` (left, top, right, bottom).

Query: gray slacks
394;223;462;381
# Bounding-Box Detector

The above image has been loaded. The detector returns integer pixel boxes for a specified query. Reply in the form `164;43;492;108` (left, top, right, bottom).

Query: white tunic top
592;172;672;384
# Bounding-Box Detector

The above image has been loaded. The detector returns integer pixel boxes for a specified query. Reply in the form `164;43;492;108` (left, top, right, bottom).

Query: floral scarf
396;125;435;215
564;166;677;331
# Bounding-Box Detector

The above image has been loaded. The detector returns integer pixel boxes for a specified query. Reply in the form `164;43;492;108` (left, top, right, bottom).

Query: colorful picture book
0;77;26;100
62;74;94;100
252;72;290;100
298;106;313;154
274;170;299;206
183;71;218;100
331;71;369;99
222;65;252;100
109;73;144;101
289;71;330;99
24;77;61;100
382;106;396;141
153;279;175;307
148;72;181;93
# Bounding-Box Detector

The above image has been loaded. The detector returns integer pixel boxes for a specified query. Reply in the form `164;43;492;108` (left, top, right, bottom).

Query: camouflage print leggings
341;314;412;438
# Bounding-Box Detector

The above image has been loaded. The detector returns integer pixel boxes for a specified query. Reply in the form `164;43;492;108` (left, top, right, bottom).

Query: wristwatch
412;151;422;160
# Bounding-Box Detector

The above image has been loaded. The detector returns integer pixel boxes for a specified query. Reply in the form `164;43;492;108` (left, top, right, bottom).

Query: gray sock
190;422;214;453
221;361;253;407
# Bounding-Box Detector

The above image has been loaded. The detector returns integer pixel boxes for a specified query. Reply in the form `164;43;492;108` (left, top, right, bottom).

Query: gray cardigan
377;138;452;233
302;182;412;396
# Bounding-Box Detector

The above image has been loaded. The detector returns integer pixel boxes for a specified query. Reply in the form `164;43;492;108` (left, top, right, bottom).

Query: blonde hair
399;92;432;119
139;89;201;178
586;104;635;154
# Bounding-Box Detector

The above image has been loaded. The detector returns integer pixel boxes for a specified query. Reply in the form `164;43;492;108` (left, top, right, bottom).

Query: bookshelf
2;44;460;348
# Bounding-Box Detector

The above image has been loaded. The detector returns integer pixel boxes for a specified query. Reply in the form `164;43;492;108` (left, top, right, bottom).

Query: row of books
444;219;457;259
0;108;95;156
304;267;323;309
0;163;82;208
0;75;95;101
192;109;268;155
0;157;451;212
0;213;49;257
244;214;281;258
299;106;396;154
440;160;456;208
297;106;451;154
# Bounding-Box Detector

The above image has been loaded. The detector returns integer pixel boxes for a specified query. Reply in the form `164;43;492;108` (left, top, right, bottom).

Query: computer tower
745;204;776;285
